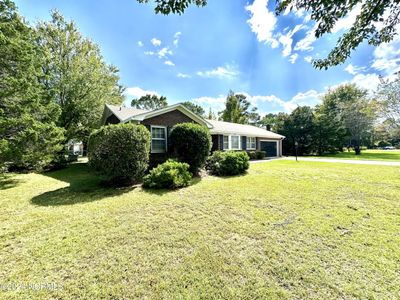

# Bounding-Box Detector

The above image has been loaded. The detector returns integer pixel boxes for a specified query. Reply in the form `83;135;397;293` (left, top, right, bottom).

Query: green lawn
312;149;400;161
1;161;399;299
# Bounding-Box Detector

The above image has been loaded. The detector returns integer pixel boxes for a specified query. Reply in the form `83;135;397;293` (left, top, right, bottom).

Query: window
230;135;240;150
247;137;256;150
151;126;167;153
223;136;229;150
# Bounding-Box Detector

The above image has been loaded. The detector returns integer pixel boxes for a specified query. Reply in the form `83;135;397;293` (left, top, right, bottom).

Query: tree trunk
354;145;361;155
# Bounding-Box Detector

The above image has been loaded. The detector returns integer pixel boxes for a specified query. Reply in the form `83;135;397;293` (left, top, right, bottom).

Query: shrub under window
206;151;249;176
169;123;211;175
143;159;192;189
88;123;151;186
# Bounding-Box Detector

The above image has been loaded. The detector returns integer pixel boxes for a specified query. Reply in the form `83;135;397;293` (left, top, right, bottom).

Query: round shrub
143;159;192;189
88;124;151;185
169;123;211;175
256;150;266;159
206;151;249;176
247;151;257;160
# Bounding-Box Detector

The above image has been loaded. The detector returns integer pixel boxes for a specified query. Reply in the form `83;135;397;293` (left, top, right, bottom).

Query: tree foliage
181;101;205;117
219;91;259;124
36;11;123;142
0;0;64;170
378;74;400;126
88;124;151;185
169;123;211;175
131;94;168;110
138;0;400;69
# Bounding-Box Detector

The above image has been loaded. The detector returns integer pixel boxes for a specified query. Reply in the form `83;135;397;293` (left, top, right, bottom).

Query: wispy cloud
173;32;181;46
177;73;191;78
344;64;366;75
158;47;173;58
164;60;175;66
138;41;143;47
245;0;279;48
150;38;161;47
197;64;239;79
124;87;159;102
304;56;313;63
289;53;298;64
278;24;304;57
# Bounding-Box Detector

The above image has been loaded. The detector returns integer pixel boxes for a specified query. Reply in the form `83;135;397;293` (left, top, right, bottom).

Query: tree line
0;1;123;171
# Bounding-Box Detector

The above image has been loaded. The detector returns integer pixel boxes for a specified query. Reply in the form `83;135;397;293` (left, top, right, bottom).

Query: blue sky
15;0;400;115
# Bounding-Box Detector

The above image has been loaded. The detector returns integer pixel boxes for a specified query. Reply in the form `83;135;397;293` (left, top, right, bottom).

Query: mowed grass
0;161;400;299
314;149;400;161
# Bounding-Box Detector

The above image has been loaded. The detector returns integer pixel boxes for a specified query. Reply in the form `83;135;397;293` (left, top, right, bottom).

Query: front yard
1;161;399;299
313;149;400;161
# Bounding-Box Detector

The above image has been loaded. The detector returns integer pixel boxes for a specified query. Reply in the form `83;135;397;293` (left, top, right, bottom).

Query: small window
223;136;229;149
230;135;240;150
151;126;167;153
247;137;256;150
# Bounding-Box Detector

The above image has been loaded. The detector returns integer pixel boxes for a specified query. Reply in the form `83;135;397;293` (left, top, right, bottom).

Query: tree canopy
219;91;259;124
137;0;400;69
131;94;168;110
181;101;205;117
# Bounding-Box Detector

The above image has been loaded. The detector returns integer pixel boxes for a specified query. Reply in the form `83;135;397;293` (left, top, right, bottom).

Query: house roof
102;103;285;139
104;104;149;122
207;119;285;139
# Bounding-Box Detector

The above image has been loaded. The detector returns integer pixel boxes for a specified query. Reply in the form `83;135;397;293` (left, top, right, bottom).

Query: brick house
101;103;285;158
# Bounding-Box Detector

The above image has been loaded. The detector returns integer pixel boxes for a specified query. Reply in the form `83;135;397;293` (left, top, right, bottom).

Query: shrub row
247;150;266;160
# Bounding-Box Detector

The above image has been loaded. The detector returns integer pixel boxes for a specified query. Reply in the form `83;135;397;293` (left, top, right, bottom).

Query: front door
260;141;277;157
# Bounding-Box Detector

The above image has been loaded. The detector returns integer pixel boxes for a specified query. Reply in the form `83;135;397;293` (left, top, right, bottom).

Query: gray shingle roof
207;119;284;139
106;104;149;122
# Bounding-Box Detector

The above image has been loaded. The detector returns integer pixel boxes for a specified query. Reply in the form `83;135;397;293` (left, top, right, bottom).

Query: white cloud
344;64;366;75
278;24;304;57
158;47;173;58
164;60;175;66
124;87;159;100
197;64;239;79
151;38;161;47
173;32;181;46
351;73;381;92
177;73;191;78
192;95;226;110
144;51;155;56
371;28;400;75
138;41;143;47
289;53;298;64
304;56;313;63
245;0;279;48
331;4;361;33
294;24;317;52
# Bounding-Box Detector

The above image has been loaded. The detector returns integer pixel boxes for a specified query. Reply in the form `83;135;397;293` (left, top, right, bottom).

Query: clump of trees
219;91;259;124
0;1;123;172
266;84;378;156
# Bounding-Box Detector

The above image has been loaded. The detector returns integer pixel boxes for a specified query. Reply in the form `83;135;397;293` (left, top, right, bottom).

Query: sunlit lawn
1;161;399;299
313;149;400;161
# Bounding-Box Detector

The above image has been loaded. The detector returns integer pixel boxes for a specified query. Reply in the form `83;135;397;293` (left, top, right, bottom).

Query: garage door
260;141;277;157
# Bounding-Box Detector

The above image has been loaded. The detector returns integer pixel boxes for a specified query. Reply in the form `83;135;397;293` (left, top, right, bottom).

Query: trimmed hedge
169;123;211;175
246;150;266;160
143;159;192;189
88;123;151;185
206;151;249;176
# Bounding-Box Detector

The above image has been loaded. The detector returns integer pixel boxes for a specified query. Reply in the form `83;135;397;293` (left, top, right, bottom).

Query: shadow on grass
31;163;134;206
141;176;203;196
0;175;22;190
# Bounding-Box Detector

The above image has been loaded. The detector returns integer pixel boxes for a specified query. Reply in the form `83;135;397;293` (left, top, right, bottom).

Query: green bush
206;151;249;176
88;124;151;185
143;159;192;189
246;150;266;160
169;123;211;175
256;150;266;159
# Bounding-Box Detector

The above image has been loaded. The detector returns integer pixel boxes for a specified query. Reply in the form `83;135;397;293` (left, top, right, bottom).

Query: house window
223;136;229;149
230;135;240;150
247;137;256;150
151;126;167;153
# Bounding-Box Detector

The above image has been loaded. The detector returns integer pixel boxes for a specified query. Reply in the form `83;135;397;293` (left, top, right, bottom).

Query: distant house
101;103;285;157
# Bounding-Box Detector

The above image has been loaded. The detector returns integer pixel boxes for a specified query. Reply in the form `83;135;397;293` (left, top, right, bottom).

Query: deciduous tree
131;94;168;110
